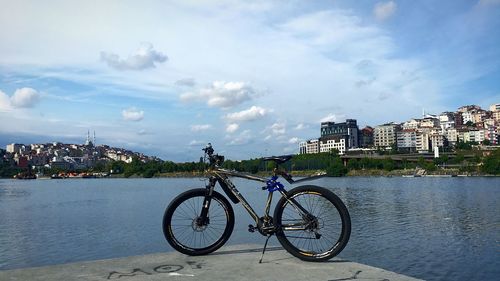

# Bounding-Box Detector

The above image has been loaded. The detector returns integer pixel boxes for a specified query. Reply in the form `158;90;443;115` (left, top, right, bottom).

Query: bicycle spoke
280;191;344;256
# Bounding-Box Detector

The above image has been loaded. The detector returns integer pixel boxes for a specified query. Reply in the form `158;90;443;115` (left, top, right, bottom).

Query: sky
1;0;499;161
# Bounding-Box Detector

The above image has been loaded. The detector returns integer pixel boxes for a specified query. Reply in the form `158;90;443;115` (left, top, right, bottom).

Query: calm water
0;177;499;280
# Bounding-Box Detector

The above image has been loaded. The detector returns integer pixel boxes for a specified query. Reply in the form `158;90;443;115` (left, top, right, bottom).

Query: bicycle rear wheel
274;185;351;262
163;188;234;255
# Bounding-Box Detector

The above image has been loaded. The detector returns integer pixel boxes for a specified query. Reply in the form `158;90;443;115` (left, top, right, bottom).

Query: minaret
93;131;96;145
85;130;91;146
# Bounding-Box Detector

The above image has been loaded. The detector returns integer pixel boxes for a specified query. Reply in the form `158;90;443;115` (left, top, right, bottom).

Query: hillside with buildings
1;131;159;177
300;103;500;155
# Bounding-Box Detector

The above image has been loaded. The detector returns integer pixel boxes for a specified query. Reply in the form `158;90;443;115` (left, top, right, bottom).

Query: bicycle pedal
248;224;256;233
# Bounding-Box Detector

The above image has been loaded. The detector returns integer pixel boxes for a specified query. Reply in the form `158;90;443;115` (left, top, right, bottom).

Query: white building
299;139;319;154
420;117;440;128
416;132;430;152
6;143;24;154
319;137;346;154
445;129;458;146
374;123;400;148
430;133;446;149
402;119;420;130
485;126;498;145
469;130;486;143
397;129;417;151
439;112;455;130
462;111;474;124
493;111;500;122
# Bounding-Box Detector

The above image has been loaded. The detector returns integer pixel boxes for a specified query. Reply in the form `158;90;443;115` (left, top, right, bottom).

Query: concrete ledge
0;244;422;281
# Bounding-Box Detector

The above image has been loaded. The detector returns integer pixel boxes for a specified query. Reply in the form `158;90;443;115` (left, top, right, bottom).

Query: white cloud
280;10;394;58
0;88;41;111
190;124;212;132
101;43;167;71
189;140;205;146
175;78;196;87
0;90;12;111
478;0;500;6
180;81;257;109
137;129;151;135
288;137;300;144
269;122;286;135
10;88;41;108
374;1;397;21
320;113;337;123
294;123;307;130
228;129;252;145
122;107;144;121
226;123;239;133
225;106;269;122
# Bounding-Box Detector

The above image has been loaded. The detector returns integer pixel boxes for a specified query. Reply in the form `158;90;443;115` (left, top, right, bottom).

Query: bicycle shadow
209;246;351;264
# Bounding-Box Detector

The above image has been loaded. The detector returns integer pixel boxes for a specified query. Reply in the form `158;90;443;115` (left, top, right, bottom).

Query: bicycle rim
278;191;346;259
168;195;230;251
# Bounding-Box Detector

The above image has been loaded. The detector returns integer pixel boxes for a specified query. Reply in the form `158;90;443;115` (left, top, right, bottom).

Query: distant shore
3;169;499;179
106;169;499;178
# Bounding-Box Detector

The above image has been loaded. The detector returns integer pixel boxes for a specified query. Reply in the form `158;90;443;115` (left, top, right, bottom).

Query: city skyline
1;1;500;161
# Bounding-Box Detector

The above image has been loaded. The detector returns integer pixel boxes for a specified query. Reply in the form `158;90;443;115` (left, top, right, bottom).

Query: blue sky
1;0;499;161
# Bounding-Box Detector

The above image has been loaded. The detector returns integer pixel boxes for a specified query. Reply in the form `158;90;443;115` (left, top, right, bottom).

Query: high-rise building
359;126;374;147
374;123;400;148
397;129;417;152
320;119;359;148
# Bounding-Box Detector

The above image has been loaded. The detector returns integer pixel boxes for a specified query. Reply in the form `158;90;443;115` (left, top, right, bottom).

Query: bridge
339;153;473;166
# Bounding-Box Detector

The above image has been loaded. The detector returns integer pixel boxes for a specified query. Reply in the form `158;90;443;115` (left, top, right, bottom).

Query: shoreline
3;169;499;179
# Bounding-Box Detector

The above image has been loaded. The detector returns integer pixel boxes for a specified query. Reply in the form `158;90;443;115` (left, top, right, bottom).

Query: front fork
198;176;217;226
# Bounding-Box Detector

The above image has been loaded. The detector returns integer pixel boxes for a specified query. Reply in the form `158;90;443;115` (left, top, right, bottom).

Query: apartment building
299;139;319;154
320;119;359;148
374;123;400;148
319;136;346;154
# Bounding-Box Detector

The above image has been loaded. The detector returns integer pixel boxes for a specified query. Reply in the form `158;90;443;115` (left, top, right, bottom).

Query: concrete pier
0;244;422;281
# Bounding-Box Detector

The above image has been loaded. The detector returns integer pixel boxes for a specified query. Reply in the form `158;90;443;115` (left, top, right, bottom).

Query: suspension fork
199;176;217;225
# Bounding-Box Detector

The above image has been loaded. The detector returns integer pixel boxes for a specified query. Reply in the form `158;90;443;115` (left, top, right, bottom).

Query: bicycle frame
202;167;316;233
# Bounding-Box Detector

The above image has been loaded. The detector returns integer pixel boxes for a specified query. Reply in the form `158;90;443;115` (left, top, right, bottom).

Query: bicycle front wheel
274;185;351;262
163;188;234;255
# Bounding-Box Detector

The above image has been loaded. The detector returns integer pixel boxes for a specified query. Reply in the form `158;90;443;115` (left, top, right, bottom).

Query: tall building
454;112;464;128
374;123;400;148
359;126;374;147
320;119;359;148
439;112;455;130
397;129;417;152
299;139;319;154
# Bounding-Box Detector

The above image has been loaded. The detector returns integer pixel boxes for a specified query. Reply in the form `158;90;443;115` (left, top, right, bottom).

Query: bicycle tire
274;185;351;262
163;188;234;255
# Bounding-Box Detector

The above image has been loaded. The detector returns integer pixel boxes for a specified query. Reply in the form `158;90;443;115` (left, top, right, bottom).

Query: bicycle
162;143;351;262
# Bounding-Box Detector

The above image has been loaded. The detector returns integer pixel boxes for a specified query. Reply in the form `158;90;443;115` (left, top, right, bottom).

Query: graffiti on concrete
107;264;183;279
106;260;206;279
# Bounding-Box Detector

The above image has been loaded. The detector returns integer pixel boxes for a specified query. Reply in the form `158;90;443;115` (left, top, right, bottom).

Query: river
0;177;498;280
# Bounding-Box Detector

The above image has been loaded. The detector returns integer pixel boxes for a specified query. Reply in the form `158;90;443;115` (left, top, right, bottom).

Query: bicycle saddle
262;155;292;164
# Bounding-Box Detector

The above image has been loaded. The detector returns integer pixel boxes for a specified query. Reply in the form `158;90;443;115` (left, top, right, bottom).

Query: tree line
1;147;499;178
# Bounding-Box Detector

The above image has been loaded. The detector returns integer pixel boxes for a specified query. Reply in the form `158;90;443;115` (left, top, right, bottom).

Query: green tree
481;149;500;174
382;158;395;171
326;158;347;177
456;141;472;150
